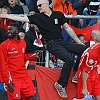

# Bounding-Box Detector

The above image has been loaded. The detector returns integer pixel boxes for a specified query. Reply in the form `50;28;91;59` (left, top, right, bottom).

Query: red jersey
77;43;100;98
1;38;36;85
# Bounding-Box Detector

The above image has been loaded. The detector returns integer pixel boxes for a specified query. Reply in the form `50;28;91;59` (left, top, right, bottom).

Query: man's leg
46;40;87;98
47;41;87;87
47;41;74;86
22;78;36;100
46;41;74;98
95;96;100;100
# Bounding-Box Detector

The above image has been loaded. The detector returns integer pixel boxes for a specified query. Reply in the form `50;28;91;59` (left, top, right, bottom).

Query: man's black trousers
46;39;87;87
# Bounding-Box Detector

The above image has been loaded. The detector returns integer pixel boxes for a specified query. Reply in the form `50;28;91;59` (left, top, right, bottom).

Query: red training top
1;38;36;84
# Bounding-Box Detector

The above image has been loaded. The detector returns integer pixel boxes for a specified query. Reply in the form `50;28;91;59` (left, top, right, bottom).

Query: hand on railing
36;51;42;58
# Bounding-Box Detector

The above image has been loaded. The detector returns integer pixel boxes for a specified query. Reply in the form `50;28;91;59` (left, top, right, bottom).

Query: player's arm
82;70;88;96
1;43;10;85
0;14;29;23
63;23;84;45
24;53;36;61
24;52;42;61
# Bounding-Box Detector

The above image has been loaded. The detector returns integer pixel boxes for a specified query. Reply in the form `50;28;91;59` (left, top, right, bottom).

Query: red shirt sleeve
24;53;36;61
1;43;11;84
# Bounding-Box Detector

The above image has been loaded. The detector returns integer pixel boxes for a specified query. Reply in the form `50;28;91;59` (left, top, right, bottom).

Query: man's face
95;32;100;42
8;26;18;38
8;0;17;5
37;0;47;13
97;19;100;23
1;8;8;14
79;36;86;44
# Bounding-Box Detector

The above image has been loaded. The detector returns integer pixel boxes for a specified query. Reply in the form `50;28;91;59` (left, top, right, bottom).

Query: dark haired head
8;24;20;39
9;23;19;31
77;34;84;38
2;6;11;14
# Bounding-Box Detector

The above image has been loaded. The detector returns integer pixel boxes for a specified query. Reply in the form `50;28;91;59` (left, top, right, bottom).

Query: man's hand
79;19;84;26
77;41;86;45
0;14;7;18
36;51;42;58
8;82;16;92
74;37;85;45
82;88;88;96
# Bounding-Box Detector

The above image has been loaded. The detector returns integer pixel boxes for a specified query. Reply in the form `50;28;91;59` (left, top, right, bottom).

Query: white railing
10;14;100;19
64;15;100;19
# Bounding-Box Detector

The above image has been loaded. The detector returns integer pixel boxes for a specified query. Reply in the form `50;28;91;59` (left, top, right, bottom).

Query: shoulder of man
0;27;8;44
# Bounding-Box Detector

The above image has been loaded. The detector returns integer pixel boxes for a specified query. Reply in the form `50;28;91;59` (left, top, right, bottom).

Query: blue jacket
88;11;100;26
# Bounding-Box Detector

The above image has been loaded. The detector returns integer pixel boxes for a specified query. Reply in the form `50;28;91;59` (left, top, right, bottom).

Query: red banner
36;66;77;100
71;23;100;41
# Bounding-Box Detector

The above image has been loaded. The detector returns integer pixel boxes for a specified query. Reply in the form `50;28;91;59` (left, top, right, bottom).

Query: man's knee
65;56;74;64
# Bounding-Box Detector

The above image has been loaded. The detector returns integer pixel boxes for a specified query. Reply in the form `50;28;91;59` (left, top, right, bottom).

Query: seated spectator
1;0;24;14
52;0;77;15
1;0;24;26
52;0;77;26
0;6;14;32
88;5;100;26
89;0;100;15
78;0;100;28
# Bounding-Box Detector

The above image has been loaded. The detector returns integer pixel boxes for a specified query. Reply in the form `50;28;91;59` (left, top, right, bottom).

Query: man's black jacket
24;27;43;53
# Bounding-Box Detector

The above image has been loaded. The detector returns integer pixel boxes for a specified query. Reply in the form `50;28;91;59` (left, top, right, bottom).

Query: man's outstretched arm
0;14;29;23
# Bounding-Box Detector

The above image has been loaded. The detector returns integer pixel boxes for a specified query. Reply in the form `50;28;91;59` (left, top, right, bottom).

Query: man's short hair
92;30;100;37
37;0;49;5
9;23;19;31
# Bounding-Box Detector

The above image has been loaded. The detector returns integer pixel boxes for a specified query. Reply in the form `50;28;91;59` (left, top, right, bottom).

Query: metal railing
10;14;100;19
64;15;100;19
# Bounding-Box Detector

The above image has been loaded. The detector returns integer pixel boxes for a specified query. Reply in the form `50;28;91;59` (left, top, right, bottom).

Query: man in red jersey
1;23;36;100
74;30;100;100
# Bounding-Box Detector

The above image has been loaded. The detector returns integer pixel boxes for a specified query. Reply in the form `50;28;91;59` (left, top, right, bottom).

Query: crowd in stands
0;0;100;100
